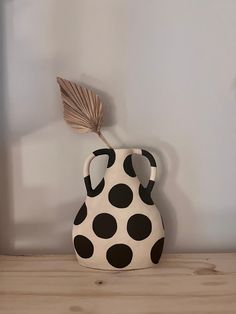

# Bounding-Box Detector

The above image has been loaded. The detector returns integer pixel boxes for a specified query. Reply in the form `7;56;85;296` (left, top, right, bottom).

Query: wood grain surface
0;253;236;314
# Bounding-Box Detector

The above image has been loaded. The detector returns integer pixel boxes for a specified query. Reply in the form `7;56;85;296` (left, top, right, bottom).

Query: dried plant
57;77;112;148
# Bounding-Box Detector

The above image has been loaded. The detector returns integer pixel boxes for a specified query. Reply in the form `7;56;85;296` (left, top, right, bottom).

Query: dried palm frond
57;77;112;148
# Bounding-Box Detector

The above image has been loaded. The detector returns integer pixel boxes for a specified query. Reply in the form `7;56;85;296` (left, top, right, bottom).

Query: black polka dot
127;214;152;241
123;155;136;177
108;184;133;208
93;213;117;239
142;149;156;167
84;176;105;197
74;235;94;258
74;203;87;225
151;237;164;264
107;149;116;168
93;148;116;168
139;184;154;205
106;244;133;268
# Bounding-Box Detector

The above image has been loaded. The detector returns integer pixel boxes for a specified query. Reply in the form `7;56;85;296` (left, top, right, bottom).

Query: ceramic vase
72;148;164;270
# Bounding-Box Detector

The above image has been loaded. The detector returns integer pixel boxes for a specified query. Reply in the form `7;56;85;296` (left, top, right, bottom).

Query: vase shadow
11;198;80;255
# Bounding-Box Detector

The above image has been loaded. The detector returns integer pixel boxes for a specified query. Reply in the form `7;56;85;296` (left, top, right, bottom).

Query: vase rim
109;147;139;151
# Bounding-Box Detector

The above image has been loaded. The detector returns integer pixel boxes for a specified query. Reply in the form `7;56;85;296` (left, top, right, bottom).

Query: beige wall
1;0;236;253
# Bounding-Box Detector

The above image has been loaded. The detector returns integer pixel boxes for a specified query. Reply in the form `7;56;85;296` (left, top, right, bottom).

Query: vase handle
83;149;115;197
133;149;157;192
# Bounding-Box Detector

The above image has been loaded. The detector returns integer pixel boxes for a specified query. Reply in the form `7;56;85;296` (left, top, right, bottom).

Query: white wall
1;0;236;254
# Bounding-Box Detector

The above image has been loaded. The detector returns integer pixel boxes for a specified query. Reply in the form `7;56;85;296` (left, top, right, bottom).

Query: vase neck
113;148;134;159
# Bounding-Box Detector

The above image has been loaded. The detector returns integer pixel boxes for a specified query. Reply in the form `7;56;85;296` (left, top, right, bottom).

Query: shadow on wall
0;0;81;254
1;135;81;254
0;1;118;254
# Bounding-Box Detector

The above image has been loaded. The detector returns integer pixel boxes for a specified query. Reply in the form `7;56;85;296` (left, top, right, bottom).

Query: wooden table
0;253;236;313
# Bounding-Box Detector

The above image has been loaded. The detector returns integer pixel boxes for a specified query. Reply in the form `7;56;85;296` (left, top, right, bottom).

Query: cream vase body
72;148;164;270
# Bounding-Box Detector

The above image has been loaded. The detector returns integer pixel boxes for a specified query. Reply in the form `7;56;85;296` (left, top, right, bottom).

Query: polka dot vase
72;148;165;270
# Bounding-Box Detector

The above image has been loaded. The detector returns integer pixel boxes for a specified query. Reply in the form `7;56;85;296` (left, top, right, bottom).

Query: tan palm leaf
57;77;111;148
